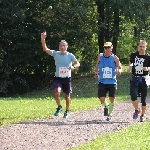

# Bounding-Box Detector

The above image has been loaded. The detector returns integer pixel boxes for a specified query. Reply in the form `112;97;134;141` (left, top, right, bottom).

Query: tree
95;0;150;54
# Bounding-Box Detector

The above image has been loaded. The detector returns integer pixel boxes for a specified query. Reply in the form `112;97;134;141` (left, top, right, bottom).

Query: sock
102;101;109;109
109;102;114;115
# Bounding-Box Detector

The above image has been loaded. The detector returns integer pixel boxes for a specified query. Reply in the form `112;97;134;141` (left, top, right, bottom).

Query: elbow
118;66;122;69
42;46;48;52
77;61;80;67
43;48;46;52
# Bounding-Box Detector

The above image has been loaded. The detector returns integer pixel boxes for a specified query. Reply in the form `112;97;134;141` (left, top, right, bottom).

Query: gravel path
1;97;150;150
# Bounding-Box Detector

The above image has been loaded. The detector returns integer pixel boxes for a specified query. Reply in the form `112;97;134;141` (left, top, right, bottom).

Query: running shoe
106;115;112;122
54;106;62;116
140;114;146;122
133;109;139;120
63;110;70;118
104;107;108;116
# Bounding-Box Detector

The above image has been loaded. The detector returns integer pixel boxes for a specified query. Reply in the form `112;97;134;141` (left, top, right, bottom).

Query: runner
127;40;150;122
41;31;80;118
95;42;122;121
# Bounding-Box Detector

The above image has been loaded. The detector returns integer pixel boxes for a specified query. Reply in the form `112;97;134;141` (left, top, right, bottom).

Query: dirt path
1;97;150;150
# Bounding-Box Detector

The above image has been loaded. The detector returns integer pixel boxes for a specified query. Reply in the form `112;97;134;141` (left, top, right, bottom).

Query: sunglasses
104;46;111;49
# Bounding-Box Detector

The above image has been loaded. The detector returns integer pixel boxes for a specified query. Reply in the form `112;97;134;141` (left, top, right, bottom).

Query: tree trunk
112;7;119;55
96;1;105;53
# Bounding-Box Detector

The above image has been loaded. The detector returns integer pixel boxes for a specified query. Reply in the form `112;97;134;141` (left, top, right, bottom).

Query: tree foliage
96;0;150;54
1;0;150;95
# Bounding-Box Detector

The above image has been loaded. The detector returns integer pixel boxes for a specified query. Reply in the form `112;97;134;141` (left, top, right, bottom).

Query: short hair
59;40;68;46
137;40;147;46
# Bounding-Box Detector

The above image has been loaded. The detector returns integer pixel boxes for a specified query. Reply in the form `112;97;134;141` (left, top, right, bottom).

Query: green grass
0;97;101;125
70;121;150;150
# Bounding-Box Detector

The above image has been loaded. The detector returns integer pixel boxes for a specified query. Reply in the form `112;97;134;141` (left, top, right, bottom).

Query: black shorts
53;77;72;95
98;82;117;98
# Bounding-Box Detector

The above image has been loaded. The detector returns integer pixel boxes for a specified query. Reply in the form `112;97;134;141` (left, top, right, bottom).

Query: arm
114;55;122;74
95;54;100;76
143;67;150;72
73;60;80;68
41;31;51;55
127;61;133;73
143;56;150;72
127;53;133;73
69;60;80;70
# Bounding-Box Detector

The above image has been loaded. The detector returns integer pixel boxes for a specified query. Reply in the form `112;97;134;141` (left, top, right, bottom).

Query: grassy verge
70;121;150;150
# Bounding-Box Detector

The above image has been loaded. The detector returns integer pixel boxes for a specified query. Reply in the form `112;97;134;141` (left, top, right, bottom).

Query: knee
141;101;146;106
131;95;137;101
131;99;137;101
100;97;105;103
141;97;146;106
109;97;115;103
54;90;60;97
65;94;70;100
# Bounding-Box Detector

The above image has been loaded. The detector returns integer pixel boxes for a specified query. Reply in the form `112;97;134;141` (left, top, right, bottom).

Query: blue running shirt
98;53;117;84
50;50;77;77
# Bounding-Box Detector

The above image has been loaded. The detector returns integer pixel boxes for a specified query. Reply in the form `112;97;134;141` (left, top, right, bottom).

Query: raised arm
41;31;51;55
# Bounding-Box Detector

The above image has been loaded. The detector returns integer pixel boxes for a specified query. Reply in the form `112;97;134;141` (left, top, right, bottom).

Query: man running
41;31;80;118
95;42;122;121
128;40;150;122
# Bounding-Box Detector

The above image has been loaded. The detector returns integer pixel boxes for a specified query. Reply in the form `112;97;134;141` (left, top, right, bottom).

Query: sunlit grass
70;121;150;150
0;98;55;125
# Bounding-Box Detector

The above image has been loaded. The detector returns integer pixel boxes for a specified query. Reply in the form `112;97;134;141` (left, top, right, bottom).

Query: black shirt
129;51;150;76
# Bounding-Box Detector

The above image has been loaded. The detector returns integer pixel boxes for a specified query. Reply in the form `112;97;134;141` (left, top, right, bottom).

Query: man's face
59;42;68;52
138;43;147;54
104;46;113;52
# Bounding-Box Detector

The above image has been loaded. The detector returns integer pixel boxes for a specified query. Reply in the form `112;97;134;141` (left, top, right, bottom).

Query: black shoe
104;107;108;116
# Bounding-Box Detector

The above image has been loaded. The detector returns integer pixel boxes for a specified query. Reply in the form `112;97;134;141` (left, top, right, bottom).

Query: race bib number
59;67;69;77
102;67;112;78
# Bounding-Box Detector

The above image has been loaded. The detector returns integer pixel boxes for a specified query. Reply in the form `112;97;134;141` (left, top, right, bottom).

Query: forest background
1;0;150;96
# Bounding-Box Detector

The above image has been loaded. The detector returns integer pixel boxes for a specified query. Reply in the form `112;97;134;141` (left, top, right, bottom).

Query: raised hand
41;31;47;39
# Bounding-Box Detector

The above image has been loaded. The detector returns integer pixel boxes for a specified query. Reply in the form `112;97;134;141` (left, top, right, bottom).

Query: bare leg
132;99;139;120
109;97;115;103
54;88;61;106
132;100;138;110
65;94;71;110
141;105;146;115
100;97;106;104
100;97;109;108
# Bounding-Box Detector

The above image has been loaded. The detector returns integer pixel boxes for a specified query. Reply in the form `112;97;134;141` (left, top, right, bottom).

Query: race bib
102;67;112;78
59;67;69;77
